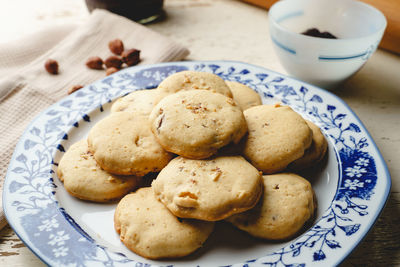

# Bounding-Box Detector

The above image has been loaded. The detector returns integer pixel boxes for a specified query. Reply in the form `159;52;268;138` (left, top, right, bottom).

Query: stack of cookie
57;70;327;259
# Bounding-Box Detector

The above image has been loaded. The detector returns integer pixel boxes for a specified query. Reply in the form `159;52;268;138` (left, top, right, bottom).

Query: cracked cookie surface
87;112;173;176
152;156;263;221
149;90;247;159
114;187;214;259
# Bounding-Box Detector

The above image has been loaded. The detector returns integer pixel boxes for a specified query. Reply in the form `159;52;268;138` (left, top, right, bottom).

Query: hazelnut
108;39;124;55
106;67;119;76
44;59;59;74
68;85;83;95
86;56;103;70
104;55;123;69
122;49;140;66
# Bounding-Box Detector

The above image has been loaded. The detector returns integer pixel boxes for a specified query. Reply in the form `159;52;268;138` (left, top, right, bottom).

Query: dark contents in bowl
302;28;337;39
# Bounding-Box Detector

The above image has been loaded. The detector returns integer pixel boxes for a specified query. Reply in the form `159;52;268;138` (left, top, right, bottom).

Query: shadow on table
334;51;400;104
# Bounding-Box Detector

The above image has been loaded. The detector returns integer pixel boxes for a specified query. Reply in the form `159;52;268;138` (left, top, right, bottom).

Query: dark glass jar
85;0;164;24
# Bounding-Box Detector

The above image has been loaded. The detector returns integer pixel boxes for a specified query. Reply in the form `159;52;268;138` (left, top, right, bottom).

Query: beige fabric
0;24;76;79
0;9;189;228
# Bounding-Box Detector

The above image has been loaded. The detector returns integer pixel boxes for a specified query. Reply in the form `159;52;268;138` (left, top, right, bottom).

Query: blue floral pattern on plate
3;61;390;267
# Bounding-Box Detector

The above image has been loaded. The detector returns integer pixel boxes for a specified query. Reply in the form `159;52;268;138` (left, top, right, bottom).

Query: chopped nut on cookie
152;156;263;221
149;90;247;159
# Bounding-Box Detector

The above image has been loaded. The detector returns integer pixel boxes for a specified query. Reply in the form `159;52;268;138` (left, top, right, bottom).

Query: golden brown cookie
243;104;313;174
57;140;139;202
87;112;173;176
157;70;233;97
226;173;316;240
110;89;168;116
225;81;262;110
152;156;263;221
289;120;328;170
114;187;214;259
149;90;247;159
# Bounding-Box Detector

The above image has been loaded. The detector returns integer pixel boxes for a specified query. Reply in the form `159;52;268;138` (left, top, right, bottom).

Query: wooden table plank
0;226;45;266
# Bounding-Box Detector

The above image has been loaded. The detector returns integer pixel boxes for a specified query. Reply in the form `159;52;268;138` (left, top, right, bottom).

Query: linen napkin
0;9;189;229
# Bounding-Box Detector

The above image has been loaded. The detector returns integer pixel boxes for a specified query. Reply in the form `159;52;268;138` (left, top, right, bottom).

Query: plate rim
3;60;391;266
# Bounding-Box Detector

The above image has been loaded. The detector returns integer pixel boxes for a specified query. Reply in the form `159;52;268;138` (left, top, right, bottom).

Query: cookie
226;173;316;240
149;90;247;159
225;81;262;110
114;187;214;259
289;120;328;170
111;89;168;116
243;104;313;174
57;140;139;202
157;71;233;98
152;156;263;221
87;112;173;176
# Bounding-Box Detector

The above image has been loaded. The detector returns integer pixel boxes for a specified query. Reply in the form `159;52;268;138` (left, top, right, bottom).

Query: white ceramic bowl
269;0;387;89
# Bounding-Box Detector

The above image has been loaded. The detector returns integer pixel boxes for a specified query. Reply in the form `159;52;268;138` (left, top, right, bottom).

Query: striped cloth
0;9;189;229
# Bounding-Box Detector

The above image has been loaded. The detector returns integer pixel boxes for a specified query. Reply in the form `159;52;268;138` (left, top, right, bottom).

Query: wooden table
1;0;399;266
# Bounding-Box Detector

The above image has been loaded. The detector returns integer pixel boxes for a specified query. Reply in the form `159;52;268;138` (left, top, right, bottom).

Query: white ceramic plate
4;61;391;267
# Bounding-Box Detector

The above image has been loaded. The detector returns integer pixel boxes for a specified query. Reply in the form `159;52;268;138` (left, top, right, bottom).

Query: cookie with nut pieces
87;112;173;176
243;104;313;174
152;156;263;221
157;71;233;97
226;173;316;240
149;90;247;159
57;140;139;202
114;187;214;259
